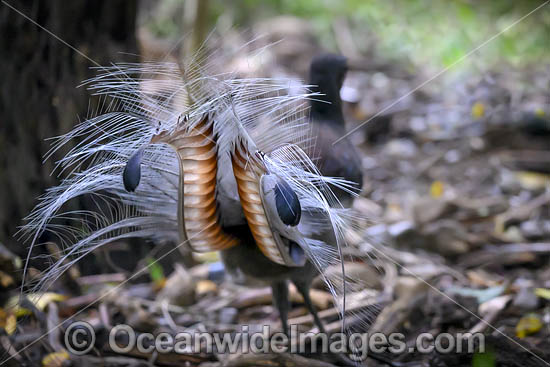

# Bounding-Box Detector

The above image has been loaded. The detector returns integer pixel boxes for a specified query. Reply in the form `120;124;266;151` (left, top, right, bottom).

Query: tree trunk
0;1;138;261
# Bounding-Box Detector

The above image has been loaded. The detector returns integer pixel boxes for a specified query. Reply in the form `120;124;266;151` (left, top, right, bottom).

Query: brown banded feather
151;116;238;252
231;141;286;265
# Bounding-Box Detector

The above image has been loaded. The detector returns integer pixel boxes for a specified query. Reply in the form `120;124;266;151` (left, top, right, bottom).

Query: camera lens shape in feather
123;149;143;192
274;179;301;226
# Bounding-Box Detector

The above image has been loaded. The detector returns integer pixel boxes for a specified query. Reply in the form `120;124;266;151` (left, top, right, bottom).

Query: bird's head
309;53;348;92
309;53;348;121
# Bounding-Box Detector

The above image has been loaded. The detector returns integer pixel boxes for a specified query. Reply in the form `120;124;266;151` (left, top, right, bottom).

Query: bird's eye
274;179;301;226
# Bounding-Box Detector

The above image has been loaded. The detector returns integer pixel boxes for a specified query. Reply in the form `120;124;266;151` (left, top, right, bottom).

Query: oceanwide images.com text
65;321;485;360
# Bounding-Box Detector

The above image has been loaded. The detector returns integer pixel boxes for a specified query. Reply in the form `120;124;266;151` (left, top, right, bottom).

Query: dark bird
309;54;364;205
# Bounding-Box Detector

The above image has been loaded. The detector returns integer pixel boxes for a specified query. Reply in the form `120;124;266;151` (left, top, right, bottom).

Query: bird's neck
310;81;345;125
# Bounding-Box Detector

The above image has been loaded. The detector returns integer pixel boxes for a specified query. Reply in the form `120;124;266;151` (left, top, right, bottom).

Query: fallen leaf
0;308;16;335
514;171;550;191
534;288;550;300
471;102;485;118
195;251;220;263
0;270;14;287
6;293;68;317
478;295;512;317
196;279;218;295
42;350;69;367
515;313;542;338
30;293;68;312
430;180;444;198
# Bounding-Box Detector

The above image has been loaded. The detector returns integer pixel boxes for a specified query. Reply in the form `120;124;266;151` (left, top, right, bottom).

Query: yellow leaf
5;314;16;335
196;279;217;295
0;270;14;287
3;297;29;317
515;171;550;191
13;306;31;318
472;102;485;119
29;293;68;312
0;308;16;335
42;350;69;367
5;293;68;318
515;313;542;338
535;108;545;117
194;251;220;263
534;288;550;300
430;181;444;198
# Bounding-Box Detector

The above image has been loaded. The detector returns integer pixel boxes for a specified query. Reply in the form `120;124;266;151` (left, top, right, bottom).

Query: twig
161;300;180;331
223;352;337;367
460;242;550;267
77;273;126;286
470;295;512;334
46;302;64;352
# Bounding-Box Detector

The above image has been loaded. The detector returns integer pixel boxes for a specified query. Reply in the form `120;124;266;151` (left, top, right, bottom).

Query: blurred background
1;1;550;365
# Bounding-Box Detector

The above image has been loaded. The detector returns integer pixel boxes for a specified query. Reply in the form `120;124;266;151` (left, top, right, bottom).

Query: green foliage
145;0;181;38
146;256;164;283
220;0;550;71
472;350;496;367
145;0;550;72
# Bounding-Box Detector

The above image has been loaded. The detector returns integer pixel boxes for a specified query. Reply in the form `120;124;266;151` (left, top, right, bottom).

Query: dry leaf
196;279;218;295
0;270;14;287
430;180;444;198
515;313;542;338
534;288;550;300
471;102;485;118
6;293;68;317
0;308;16;335
42;350;69;367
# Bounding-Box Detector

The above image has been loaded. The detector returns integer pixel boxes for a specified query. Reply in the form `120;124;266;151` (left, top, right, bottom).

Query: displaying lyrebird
220;53;365;337
21;48;359;354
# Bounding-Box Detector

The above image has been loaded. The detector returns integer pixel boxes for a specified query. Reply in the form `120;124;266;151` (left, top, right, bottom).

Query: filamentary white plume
20;46;363;336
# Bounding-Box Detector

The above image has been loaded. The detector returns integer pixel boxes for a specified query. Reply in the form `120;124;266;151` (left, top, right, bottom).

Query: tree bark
0;1;138;261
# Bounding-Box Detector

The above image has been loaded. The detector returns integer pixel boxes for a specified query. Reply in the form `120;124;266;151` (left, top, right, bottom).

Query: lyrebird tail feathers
20;44;367;348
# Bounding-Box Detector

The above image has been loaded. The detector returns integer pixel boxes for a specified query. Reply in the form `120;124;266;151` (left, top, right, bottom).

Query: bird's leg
271;280;290;335
294;280;405;366
292;280;326;334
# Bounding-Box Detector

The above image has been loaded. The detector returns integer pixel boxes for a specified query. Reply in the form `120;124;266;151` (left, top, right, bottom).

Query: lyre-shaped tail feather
151;114;238;252
260;144;361;331
17;41;377;361
19;46;322;291
220;87;356;266
231;140;288;264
